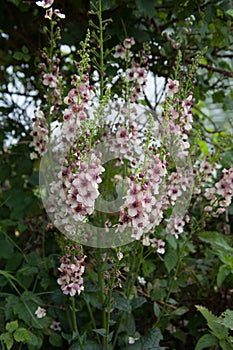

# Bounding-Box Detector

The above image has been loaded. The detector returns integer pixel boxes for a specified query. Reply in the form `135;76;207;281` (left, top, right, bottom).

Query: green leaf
0;234;14;259
49;332;63;347
164;249;178;273
6;320;18;333
153;302;161;318
226;9;233;17
114;293;131;313
27;330;43;349
131;297;147;310
0;332;14;350
196;305;229;339
194;334;218;350
92;328;106;337
171;306;189;316
218;310;233;330
219;339;233;350
14;328;31;342
136;0;155;18
13;51;23;60
217;265;231;287
198;140;209;155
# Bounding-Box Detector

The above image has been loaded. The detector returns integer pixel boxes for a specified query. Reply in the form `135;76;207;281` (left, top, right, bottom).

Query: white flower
36;0;54;9
54;9;66;19
35;306;46;318
129;336;139;344
117;252;123;261
137;276;146;286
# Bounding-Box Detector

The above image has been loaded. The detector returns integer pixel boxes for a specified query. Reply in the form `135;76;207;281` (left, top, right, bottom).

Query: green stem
98;0;104;101
71;296;84;350
85;298;102;346
113;243;144;349
97;251;107;348
154;228;195;327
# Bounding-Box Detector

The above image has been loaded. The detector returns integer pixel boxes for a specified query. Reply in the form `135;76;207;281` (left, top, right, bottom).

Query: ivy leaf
0;332;14;350
13;328;31;342
6;320;18;333
194;334;218;350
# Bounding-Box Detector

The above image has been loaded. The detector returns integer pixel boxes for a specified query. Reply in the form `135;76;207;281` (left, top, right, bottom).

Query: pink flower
123;37;135;49
167;78;179;96
57;254;86;297
113;44;126;59
43;73;58;88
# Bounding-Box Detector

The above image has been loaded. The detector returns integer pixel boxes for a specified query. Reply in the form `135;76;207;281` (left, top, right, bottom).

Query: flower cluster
57;251;86;296
118;154;167;240
113;37;135;59
48;152;104;235
204;168;233;215
30;110;48;158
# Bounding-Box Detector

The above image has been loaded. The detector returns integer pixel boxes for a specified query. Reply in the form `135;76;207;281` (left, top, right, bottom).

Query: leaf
195;305;228;339
171;306;189;316
217;265;231;287
153;302;160;318
194;334;218;350
0;234;14;259
49;333;63;347
114;293;131;313
136;0;155;18
219;339;233;350
6;320;18;333
131;297;147;310
123;328;165;350
164;249;178;273
226;9;233;17
218;310;233;330
0;332;14;350
14;328;31;342
92;328;106;337
26;330;43;349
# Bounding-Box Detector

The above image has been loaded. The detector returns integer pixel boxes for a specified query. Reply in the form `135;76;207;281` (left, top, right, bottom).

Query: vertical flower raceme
57;249;86;296
30;110;48;158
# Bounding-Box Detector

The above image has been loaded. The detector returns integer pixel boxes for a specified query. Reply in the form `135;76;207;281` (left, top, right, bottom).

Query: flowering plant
0;1;232;350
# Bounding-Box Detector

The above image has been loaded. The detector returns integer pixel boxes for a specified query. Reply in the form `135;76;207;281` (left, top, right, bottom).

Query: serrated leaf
218;310;233;330
194;334;218;350
14;328;31;342
6;320;18;333
195;305;228;339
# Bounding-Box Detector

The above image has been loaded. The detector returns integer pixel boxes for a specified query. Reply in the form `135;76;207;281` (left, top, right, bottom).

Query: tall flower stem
112;242;144;349
98;0;104;101
71;296;84;350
